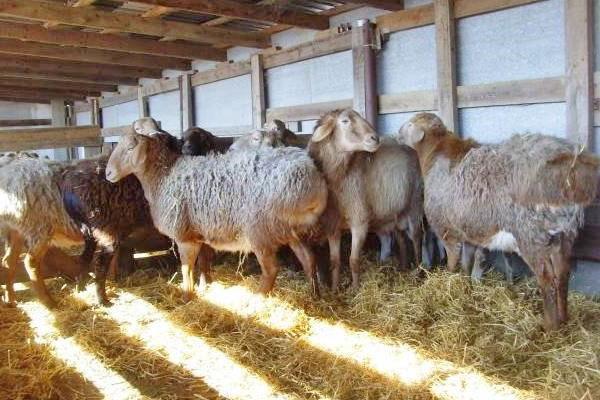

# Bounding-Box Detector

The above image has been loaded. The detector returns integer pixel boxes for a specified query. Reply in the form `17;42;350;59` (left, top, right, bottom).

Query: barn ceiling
0;0;404;102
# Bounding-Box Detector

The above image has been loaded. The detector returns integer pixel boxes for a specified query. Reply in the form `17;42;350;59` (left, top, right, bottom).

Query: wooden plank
266;99;353;122
0;21;226;61
377;0;542;34
0;0;270;48
191;61;251;86
565;0;593;146
263;31;352;69
138;87;148;118
91;98;100;126
100;125;134;137
458;76;565;108
0;38;189;70
0;125;102;151
0;56;160;82
126;0;329;30
99;92;138;108
434;0;458;132
378;90;436;114
0;118;51;127
0;96;51;104
251;54;266;129
0;77;116;93
352;19;377;126
0;68;138;86
141;78;179;98
343;0;404;10
0;86;90;100
180;73;193;131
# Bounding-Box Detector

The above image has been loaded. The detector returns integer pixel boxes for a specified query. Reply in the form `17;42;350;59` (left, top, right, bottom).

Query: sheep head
105;133;149;183
181;127;216;156
265;119;298;146
133;117;161;136
311;109;379;152
397;112;447;148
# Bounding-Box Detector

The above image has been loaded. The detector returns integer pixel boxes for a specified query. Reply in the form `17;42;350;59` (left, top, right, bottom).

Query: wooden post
137;86;148;118
50;98;70;160
434;0;458;133
352;19;377;128
91;97;101;126
180;73;194;133
565;0;593;147
251;53;266;129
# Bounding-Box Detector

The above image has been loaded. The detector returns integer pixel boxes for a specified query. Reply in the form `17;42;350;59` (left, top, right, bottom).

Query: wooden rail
0;118;51;127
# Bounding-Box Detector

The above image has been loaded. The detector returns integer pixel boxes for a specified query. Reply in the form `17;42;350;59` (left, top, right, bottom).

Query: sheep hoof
182;291;194;303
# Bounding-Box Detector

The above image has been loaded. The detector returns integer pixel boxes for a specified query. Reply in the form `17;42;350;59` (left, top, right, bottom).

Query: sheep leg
377;232;393;263
23;245;56;308
349;225;368;290
289;240;319;298
550;247;571;328
177;241;200;302
394;230;408;271
196;244;215;292
460;243;476;276
107;245;119;281
254;248;280;294
445;241;461;273
501;253;514;284
2;231;22;305
94;251;111;306
328;230;342;292
408;221;423;267
77;236;96;292
471;248;486;282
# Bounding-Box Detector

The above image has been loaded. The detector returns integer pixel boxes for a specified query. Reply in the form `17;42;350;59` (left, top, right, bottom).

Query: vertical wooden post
180;73;194;133
352;19;378;128
51;98;69;160
434;0;458;134
137;86;148;118
91;97;101;126
565;0;593;147
251;53;266;129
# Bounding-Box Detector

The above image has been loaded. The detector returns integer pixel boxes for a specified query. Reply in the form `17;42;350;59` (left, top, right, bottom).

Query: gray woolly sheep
397;112;600;330
105;132;328;300
229;120;299;152
307;109;424;291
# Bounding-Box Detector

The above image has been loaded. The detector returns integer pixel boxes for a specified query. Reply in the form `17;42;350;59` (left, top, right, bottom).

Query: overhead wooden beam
126;0;329;30
434;0;458;133
141;6;172;18
377;0;542;34
0;22;226;61
0;86;92;100
565;0;593;146
0;125;102;152
0;118;51;127
0;0;270;48
0;69;138;87
69;0;96;6
0;38;189;70
251;54;266;129
0;77;116;93
0;56;159;83
343;1;404;11
0;96;51;104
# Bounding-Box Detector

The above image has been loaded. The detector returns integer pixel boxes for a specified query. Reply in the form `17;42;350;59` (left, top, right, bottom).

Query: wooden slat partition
0;118;51;127
0;125;102;151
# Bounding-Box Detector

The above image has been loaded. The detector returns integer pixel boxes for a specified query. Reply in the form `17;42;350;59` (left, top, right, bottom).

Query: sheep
229;121;298;152
105;132;328;300
0;156;84;307
307;109;424;291
181;127;230;155
396;112;600;330
60;155;162;304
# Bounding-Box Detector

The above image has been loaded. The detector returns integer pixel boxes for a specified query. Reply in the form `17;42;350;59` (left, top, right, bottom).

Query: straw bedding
1;255;599;400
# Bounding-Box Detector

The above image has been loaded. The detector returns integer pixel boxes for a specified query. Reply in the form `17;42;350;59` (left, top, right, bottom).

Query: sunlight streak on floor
19;301;143;400
76;290;296;400
199;282;536;400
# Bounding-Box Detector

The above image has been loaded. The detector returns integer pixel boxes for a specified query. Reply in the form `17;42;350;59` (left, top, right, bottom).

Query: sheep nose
371;135;379;144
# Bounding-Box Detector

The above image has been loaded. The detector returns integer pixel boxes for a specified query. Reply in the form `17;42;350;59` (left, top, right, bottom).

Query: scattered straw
1;256;599;399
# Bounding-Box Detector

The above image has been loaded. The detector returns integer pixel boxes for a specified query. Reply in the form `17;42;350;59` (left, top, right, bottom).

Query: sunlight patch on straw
77;290;295;400
198;282;536;400
19;301;143;400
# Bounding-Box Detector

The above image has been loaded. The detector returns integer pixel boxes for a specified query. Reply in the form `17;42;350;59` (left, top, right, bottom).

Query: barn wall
148;90;181;136
101;100;138;142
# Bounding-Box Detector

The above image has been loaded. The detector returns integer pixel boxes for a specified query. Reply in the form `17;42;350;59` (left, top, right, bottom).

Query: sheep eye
341;119;350;124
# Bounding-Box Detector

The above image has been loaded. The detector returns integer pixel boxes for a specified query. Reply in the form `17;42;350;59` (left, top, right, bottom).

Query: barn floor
1;256;599;400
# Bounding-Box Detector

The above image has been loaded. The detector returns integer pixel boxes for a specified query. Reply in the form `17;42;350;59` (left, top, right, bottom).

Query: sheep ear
407;124;425;144
130;136;147;166
312;117;335;142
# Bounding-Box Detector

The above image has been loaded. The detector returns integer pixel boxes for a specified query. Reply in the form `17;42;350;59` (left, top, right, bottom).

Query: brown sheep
397;112;600;330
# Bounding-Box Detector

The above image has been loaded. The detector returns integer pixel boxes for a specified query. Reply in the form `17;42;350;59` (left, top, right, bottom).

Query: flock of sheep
1;109;598;331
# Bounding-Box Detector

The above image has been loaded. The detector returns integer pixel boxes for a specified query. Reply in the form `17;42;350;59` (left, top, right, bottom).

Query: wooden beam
180;73;193;131
377;0;542;34
378;91;436;114
0;86;91;100
0;125;102;151
69;0;96;6
141;6;172;18
0;77;116;93
191;61;251;86
352;20;377;127
0;56;159;82
0;68;138;86
565;0;593;146
0;118;51;127
267;99;353;122
0;0;270;48
138;87;148;118
99;91;138;108
0;38;189;70
126;0;329;30
251;54;266;129
0;96;51;104
91;98;100;126
0;22;226;61
434;0;458;133
343;1;404;11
